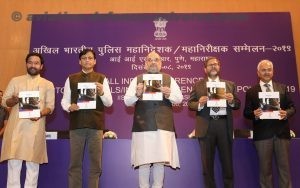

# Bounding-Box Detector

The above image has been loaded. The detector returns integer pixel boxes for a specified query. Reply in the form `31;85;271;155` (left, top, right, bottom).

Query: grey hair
257;59;273;70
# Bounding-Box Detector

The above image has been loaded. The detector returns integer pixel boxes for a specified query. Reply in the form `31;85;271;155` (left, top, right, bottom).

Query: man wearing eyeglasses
124;51;183;188
188;57;240;188
61;49;113;188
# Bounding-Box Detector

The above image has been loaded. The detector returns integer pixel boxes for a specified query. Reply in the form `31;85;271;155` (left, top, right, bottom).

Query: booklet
77;82;97;109
206;81;227;107
142;74;163;101
258;91;280;119
18;91;40;118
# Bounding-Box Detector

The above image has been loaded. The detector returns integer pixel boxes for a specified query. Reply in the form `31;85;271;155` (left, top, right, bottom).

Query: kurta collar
81;70;94;75
26;73;41;80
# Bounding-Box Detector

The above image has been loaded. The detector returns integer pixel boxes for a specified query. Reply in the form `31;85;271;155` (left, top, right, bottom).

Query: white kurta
0;74;55;164
131;130;180;169
124;75;183;169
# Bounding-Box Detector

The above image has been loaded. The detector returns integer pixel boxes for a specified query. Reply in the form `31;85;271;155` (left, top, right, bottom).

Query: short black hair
79;49;96;60
25;52;44;65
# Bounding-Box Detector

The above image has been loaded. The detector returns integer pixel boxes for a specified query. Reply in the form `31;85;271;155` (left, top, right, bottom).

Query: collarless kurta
1;74;55;164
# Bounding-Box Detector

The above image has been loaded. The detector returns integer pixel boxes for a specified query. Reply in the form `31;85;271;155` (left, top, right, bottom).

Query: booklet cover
77;82;97;109
18;91;40;118
206;81;227;107
259;91;280;119
142;74;163;101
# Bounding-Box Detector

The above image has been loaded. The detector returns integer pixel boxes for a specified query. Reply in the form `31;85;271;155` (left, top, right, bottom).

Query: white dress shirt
260;80;274;92
61;72;113;112
198;77;227;115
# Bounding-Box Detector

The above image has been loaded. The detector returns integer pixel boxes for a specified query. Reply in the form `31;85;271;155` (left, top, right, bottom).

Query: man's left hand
225;93;234;104
96;82;104;96
161;86;171;98
279;110;288;120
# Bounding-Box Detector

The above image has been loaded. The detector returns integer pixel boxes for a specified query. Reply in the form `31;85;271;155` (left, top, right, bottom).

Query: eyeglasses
147;58;160;63
206;63;219;67
26;61;41;65
81;56;94;61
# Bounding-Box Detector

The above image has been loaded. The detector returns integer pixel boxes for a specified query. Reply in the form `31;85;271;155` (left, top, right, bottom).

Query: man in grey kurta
0;52;55;188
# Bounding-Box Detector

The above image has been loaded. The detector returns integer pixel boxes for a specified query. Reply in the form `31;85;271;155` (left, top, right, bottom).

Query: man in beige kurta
0;52;55;188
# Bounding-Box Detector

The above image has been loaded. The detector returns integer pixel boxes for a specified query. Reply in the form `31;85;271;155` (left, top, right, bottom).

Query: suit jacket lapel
254;84;262;93
272;82;279;92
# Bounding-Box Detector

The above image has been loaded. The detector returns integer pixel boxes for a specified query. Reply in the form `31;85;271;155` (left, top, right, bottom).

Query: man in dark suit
244;59;295;188
188;57;240;188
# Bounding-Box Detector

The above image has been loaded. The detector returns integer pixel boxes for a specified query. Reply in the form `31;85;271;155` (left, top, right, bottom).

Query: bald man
124;51;183;188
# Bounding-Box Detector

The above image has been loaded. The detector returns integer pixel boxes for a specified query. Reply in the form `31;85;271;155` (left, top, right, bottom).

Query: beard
207;69;219;77
27;67;40;76
147;64;160;73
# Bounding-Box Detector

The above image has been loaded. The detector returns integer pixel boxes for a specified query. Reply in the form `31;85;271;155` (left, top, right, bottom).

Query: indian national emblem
153;17;168;40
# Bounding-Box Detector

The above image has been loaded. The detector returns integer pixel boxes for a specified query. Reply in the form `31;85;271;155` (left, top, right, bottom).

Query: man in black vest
124;51;183;188
244;59;295;188
188;57;240;188
61;49;113;188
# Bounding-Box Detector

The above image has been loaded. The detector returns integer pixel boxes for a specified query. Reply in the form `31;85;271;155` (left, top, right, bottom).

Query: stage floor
1;138;299;188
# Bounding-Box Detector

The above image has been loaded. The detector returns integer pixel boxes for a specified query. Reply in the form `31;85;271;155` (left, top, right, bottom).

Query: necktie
264;83;279;109
212;107;220;113
210;80;220;113
264;83;271;92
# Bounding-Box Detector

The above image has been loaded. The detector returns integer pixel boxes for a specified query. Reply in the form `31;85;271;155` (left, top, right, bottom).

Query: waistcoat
69;71;105;130
132;73;175;132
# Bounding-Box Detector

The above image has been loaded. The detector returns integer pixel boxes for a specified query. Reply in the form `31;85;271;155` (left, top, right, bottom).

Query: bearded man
1;52;55;188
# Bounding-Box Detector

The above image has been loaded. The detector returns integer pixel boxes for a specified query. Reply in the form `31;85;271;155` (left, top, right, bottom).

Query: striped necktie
264;83;271;92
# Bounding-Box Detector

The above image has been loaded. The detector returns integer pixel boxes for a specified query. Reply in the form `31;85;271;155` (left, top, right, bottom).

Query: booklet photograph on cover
77;82;97;109
142;74;163;101
206;81;227;107
258;91;280;119
18;90;40;118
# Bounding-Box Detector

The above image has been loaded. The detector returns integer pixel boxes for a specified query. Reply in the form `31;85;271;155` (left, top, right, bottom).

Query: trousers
7;159;39;188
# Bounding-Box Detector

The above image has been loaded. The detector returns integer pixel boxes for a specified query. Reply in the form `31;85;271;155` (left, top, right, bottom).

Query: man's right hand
254;108;263;119
6;95;19;107
69;103;79;112
136;83;144;98
198;96;208;107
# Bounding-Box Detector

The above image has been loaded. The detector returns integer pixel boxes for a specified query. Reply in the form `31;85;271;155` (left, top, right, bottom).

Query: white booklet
142;74;163;101
206;81;227;107
18;91;40;118
258;92;280;119
77;82;97;109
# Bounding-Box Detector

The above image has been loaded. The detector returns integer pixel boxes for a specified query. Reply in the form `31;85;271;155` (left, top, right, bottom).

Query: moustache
28;67;38;71
27;67;40;75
